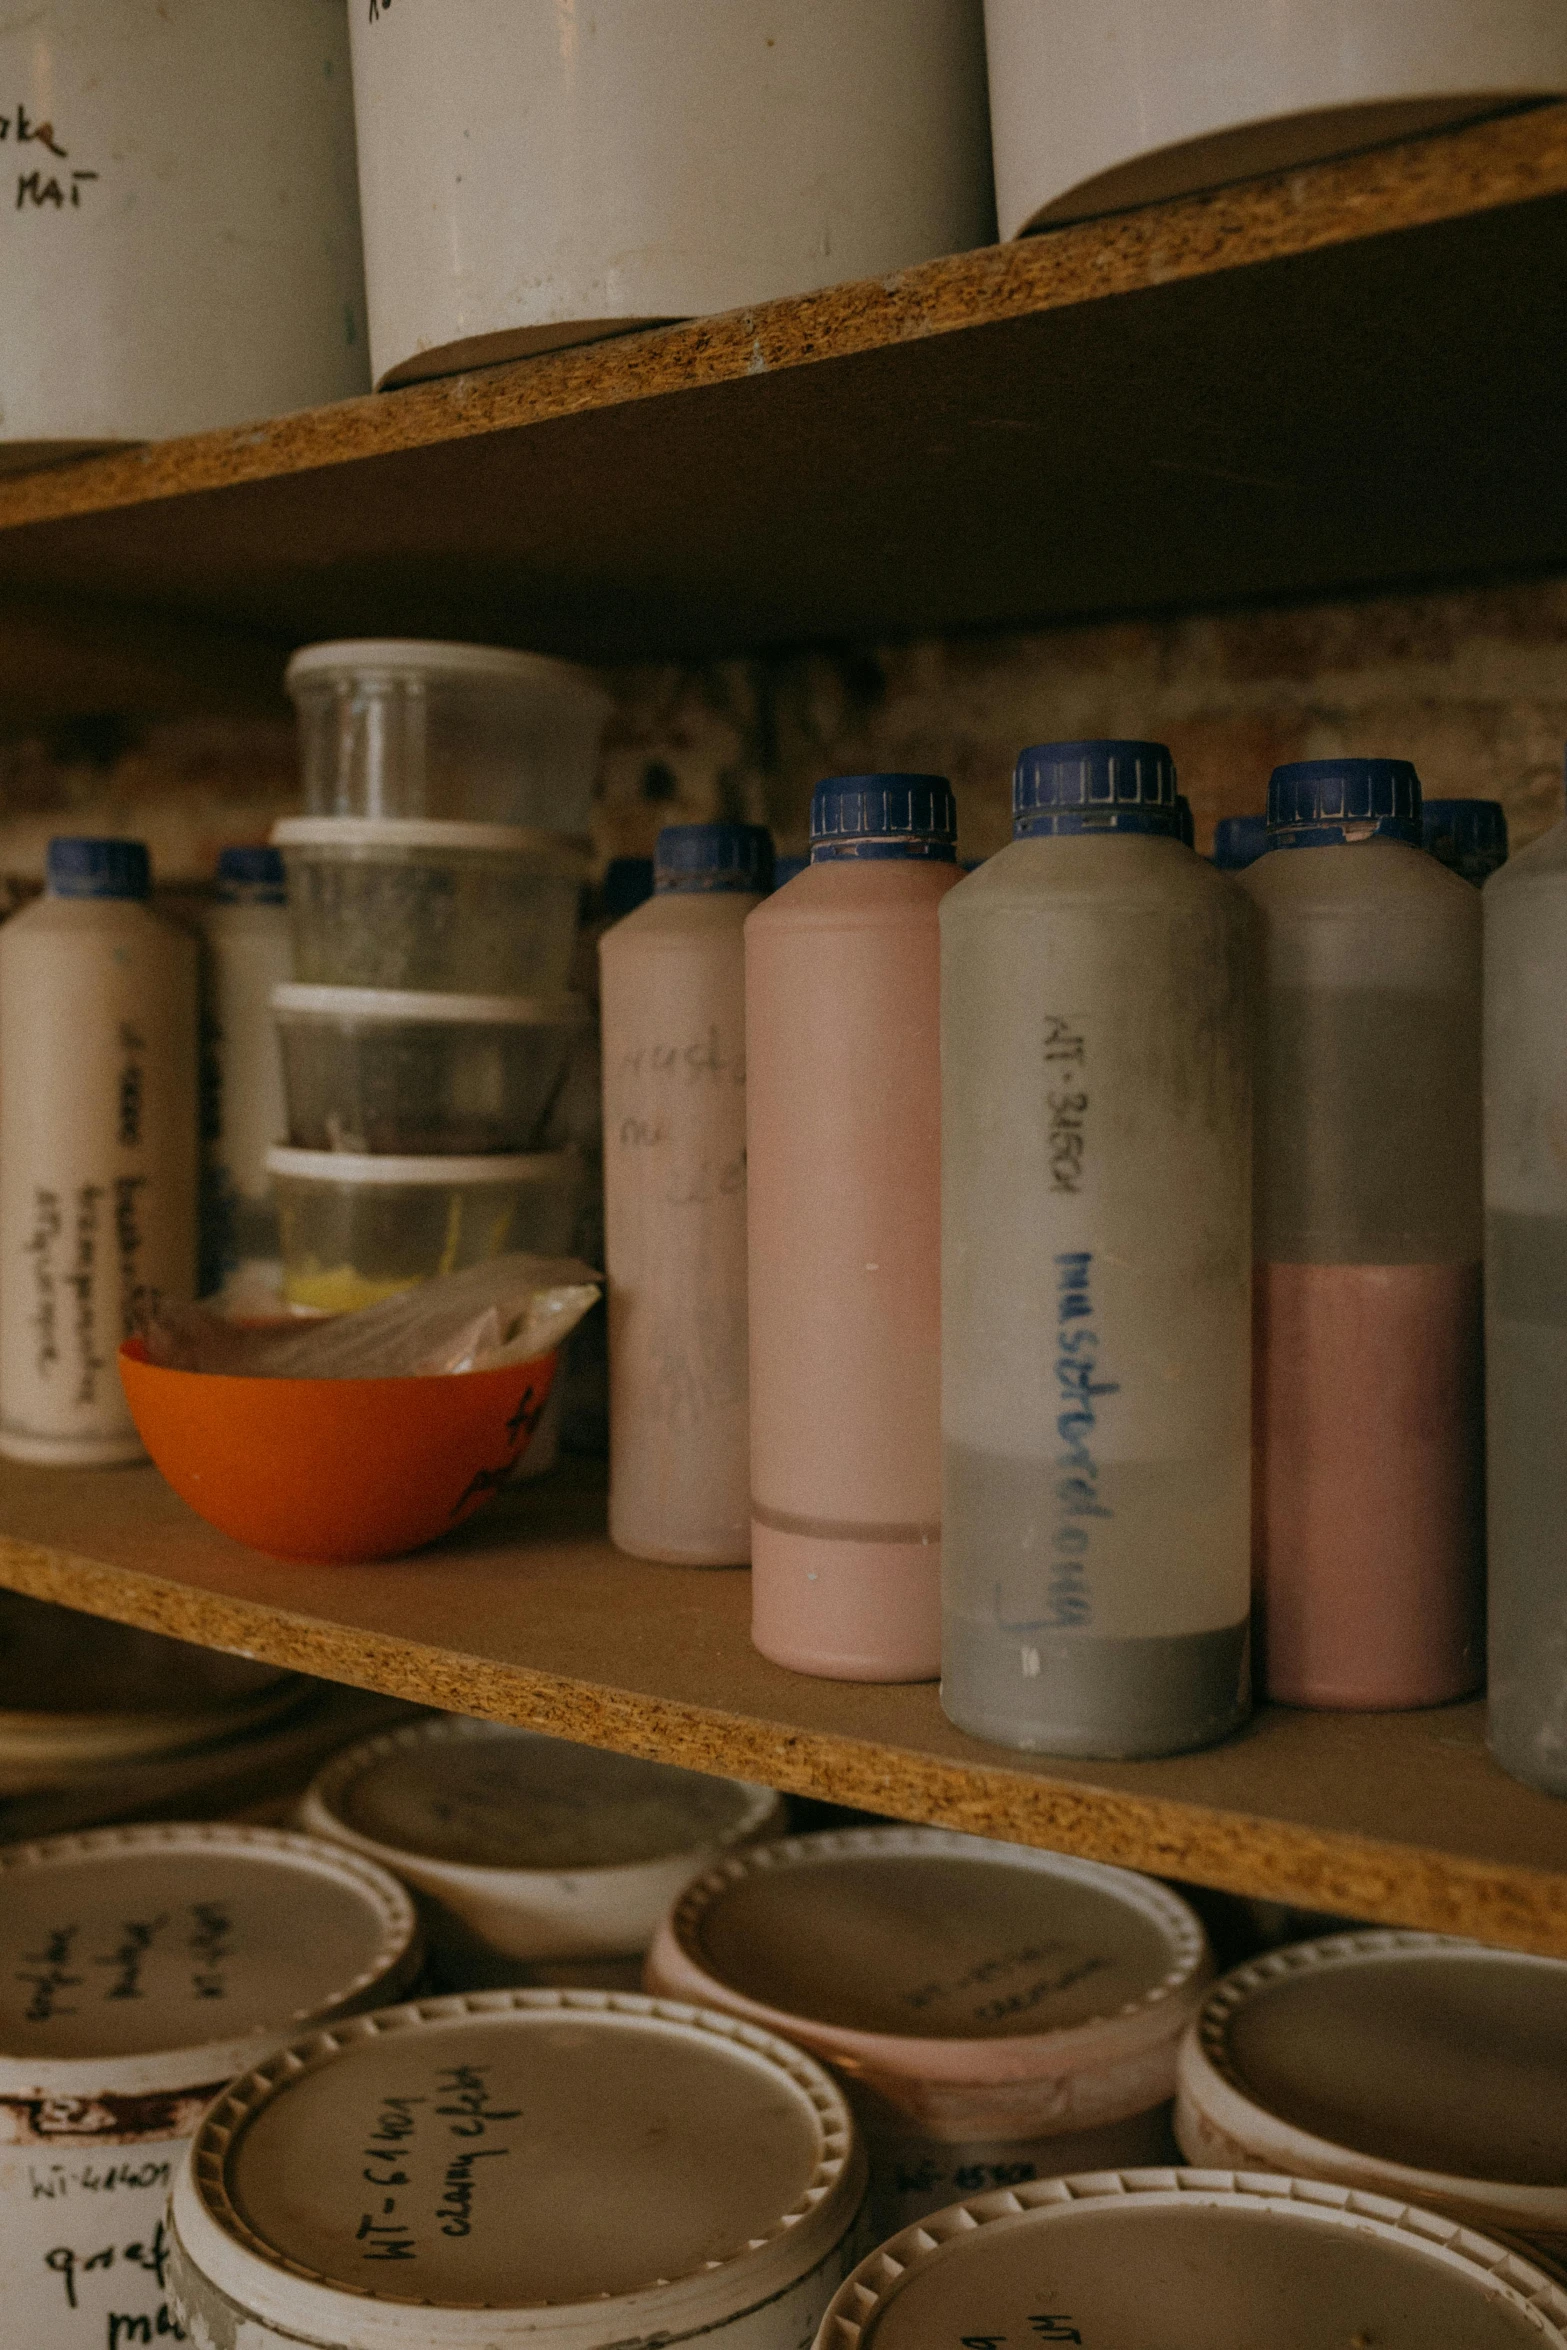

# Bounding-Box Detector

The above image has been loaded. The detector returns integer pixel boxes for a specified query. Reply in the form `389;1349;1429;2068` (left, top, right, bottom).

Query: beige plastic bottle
0;838;198;1465
746;776;960;1680
600;823;772;1564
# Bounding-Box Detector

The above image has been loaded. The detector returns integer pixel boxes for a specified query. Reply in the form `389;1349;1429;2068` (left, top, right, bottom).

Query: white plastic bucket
1175;1929;1567;2269
813;2168;1567;2349
300;1717;785;1990
0;0;367;465
0;1823;421;2350
347;0;995;387
646;1826;1211;2232
984;0;1567;237
167;1989;868;2349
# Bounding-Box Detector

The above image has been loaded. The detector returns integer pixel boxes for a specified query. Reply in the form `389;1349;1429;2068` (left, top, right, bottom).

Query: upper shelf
1;1456;1564;1959
0;105;1564;675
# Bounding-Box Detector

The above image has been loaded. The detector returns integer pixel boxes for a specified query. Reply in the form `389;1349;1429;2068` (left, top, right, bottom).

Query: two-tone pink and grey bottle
746;775;959;1679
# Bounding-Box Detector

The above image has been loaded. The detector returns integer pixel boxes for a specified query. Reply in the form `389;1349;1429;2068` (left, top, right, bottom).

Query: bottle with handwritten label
0;838;198;1465
745;775;960;1681
1484;759;1567;1793
198;844;291;1301
600;822;773;1565
940;741;1253;1757
1245;759;1484;1709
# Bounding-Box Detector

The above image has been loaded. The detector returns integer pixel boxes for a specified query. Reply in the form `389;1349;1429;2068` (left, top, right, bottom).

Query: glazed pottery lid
0;1824;421;2095
1176;1931;1567;2232
814;2170;1567;2350
170;1990;865;2349
304;1718;781;1877
649;1827;1209;2082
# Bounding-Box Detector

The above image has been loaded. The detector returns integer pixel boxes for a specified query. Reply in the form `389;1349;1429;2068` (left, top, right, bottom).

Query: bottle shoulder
599;890;758;957
748;859;959;933
942;833;1246;914
1243;839;1478;925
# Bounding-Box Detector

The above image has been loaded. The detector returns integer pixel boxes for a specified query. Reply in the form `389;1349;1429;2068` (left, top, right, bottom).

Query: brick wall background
4;572;1567;873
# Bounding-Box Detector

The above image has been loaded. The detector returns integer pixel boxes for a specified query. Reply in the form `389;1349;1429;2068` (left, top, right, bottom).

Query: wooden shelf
0;1456;1562;1957
0;106;1561;687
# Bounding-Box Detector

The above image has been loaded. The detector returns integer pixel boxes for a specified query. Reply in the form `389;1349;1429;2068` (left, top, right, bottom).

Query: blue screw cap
1421;798;1508;885
1013;740;1178;839
810;774;957;862
46;837;151;901
1212;814;1269;871
1267;758;1422;847
654;823;774;894
215;845;286;903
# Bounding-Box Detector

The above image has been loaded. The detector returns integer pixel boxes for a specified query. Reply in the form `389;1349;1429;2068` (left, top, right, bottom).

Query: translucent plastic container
1425;797;1509;884
0;1822;421;2350
1245;760;1484;1709
645;1825;1210;2238
167;1990;868;2350
1176;1930;1567;2269
745;777;960;1681
267;1145;579;1313
300;1716;784;1991
286;640;613;832
1484;772;1567;1793
600;823;773;1567
274;983;587;1156
815;2169;1567;2350
200;845;291;1295
940;741;1253;1758
274;816;587;995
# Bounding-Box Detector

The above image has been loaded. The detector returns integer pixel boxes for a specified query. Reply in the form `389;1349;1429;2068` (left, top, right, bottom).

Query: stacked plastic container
268;642;611;1320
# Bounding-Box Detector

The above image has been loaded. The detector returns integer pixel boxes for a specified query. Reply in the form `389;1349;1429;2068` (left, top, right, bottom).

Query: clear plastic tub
267;1145;580;1313
274;983;587;1155
286;640;612;831
273;816;588;995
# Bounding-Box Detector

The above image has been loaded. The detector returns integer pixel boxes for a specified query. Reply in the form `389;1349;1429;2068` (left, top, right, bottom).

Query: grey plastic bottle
1246;760;1483;1709
941;740;1253;1757
1485;765;1567;1791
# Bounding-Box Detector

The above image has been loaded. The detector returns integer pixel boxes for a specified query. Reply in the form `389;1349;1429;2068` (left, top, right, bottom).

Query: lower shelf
0;1454;1562;1955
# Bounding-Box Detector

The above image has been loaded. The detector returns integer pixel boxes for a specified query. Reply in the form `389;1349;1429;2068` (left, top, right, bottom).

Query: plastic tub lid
299;1719;785;1961
272;815;592;864
814;2169;1567;2349
0;1823;421;2099
285;640;613;710
266;1145;576;1186
1175;1930;1567;2246
169;1990;867;2350
646;1827;1210;2139
272;984;588;1028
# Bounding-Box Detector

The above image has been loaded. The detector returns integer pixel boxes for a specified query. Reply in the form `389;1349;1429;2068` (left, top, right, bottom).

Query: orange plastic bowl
119;1339;557;1562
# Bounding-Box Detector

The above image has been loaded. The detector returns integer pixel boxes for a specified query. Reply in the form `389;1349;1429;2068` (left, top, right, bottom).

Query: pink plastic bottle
745;774;960;1679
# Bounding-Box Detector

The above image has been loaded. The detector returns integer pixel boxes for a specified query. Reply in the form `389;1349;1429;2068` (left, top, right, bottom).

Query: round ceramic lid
171;1992;864;2347
814;2172;1567;2350
1184;1931;1567;2195
0;1825;420;2093
660;1828;1206;2053
284;641;610;707
314;1720;779;1875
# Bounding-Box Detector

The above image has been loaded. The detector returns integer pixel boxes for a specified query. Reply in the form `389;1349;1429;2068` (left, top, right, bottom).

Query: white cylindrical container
199;846;291;1300
600;823;773;1566
167;1989;868;2350
300;1717;785;1991
0;0;367;464
940;742;1253;1758
814;2169;1567;2350
0;837;197;1465
646;1826;1210;2237
984;1;1567;238
0;1822;422;2350
1175;1931;1567;2268
347;0;995;387
287;642;613;833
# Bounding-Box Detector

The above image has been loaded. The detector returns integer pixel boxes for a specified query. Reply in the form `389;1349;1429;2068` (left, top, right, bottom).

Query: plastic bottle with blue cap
940;741;1253;1757
745;776;960;1680
1244;758;1483;1710
1483;754;1567;1793
0;839;197;1464
599;822;773;1565
199;845;291;1302
1423;797;1509;886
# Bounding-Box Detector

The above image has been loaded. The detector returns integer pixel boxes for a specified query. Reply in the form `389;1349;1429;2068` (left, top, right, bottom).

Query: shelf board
0;1457;1563;1956
0;108;1561;674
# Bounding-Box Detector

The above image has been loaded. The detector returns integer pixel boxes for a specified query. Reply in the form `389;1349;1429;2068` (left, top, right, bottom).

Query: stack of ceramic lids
268;641;612;1321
